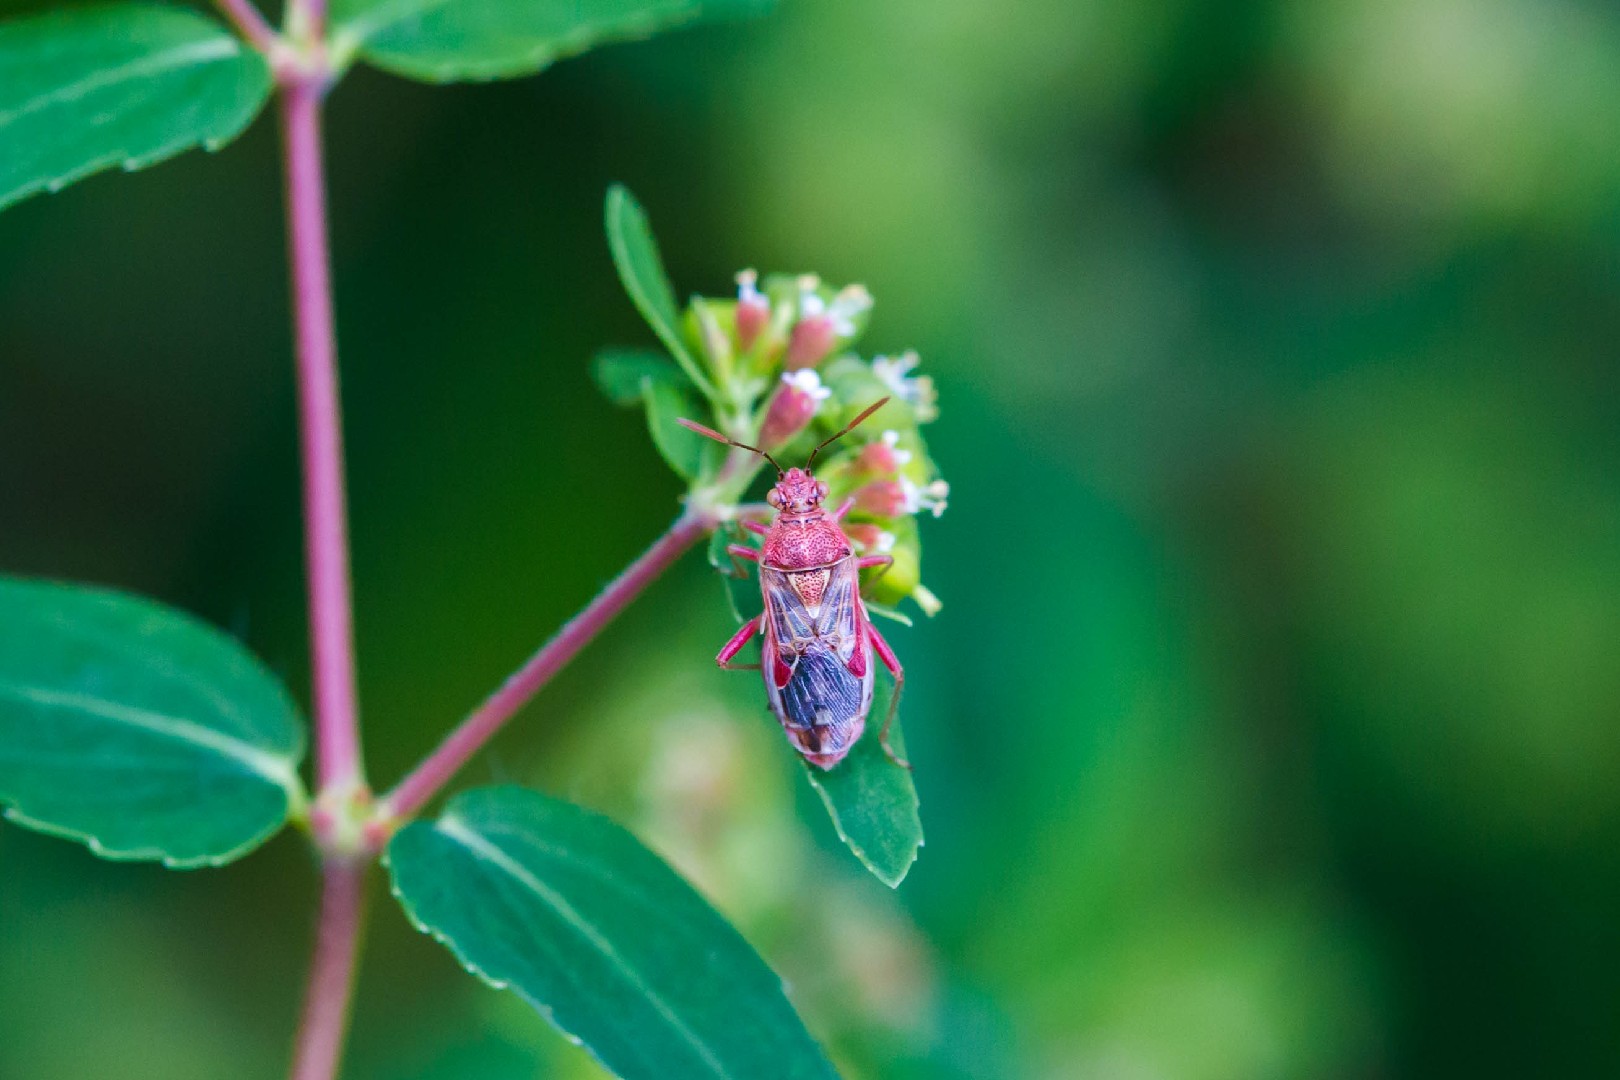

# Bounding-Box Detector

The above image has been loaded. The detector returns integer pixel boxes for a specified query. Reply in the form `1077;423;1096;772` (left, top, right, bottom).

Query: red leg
864;620;911;769
743;519;770;536
727;544;759;563
857;553;894;597
830;496;856;522
717;615;762;671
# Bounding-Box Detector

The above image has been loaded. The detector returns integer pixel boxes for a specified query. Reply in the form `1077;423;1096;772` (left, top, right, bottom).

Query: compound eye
815;481;829;500
766;489;783;508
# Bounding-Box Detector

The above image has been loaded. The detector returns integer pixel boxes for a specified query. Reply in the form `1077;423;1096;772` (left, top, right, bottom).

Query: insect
678;399;909;771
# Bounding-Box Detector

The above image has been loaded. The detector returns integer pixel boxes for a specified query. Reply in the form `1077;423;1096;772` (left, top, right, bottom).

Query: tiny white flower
796;274;825;317
872;350;939;422
875;530;897;553
794;278;870;337
781;369;832;401
899;475;950;518
736;268;766;307
880;429;914;466
825;284;872;336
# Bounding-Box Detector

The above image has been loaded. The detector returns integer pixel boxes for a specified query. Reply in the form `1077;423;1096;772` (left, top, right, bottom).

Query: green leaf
642;376;714;481
332;0;772;83
592;348;689;406
705;525;758;625
804;678;921;887
604;185;715;398
0;3;272;212
387;786;837;1080
0;578;306;867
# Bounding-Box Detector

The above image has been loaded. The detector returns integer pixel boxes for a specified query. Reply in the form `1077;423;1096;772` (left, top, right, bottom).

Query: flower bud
785;315;837;370
785;278;872;370
864;537;921;607
691;299;732;378
853;479;907;517
852;430;913;478
735;269;770;352
758;370;831;450
844;522;896;554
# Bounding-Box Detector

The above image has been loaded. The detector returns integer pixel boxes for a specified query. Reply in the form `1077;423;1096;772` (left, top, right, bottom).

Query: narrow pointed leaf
604;185;714;397
642;376;716;481
331;0;773;83
804;678;921;887
387;786;836;1080
0;3;272;212
0;578;306;867
592;348;689;406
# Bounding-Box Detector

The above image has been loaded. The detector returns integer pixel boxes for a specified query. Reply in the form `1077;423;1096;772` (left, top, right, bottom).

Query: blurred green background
4;0;1620;1076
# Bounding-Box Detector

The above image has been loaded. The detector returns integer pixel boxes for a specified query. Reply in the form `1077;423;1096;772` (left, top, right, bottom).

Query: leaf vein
435;814;735;1079
0;681;296;791
0;38;240;131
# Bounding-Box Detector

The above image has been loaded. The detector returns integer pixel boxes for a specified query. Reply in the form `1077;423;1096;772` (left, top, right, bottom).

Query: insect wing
759;559;874;765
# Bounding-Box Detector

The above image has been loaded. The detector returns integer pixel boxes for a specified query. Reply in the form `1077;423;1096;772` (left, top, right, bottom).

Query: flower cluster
685;270;948;616
594;199;948;617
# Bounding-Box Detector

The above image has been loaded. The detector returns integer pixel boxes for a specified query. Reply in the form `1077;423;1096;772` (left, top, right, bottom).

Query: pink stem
383;510;712;820
212;0;278;52
288;859;368;1080
281;80;364;793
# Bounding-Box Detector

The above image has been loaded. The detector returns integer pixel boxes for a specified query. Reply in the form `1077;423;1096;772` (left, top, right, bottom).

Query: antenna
806;397;889;471
675;418;784;474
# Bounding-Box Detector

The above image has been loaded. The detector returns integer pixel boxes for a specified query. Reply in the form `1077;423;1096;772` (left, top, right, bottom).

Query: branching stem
211;0;278;53
381;508;714;821
279;0;365;1070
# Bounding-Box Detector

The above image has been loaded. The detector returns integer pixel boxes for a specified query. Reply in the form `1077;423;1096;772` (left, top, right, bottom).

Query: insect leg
864;620;911;770
716;615;763;671
857;553;894;596
742;520;771;537
727;544;760;562
830;496;856;521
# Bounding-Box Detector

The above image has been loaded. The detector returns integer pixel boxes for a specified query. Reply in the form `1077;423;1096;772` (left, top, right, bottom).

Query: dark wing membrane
779;647;865;750
760;558;871;756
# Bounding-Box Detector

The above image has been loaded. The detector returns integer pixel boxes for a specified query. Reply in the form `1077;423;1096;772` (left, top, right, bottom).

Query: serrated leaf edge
336;1;707;83
803;767;922;889
0;36;272;212
1;791;298;870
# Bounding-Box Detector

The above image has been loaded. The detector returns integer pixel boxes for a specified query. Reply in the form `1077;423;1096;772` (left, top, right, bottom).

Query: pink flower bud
783;277;870;370
758;371;831;449
853;479;907;517
844;523;897;553
785;315;836;370
845;523;884;549
847;431;912;479
735;269;769;351
855;441;900;476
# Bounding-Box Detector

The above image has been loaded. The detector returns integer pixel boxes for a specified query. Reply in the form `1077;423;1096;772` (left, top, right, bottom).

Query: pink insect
678;400;909;771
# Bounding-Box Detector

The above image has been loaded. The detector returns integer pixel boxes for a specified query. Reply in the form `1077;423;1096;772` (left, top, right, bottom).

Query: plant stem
212;0;278;52
288;859;368;1080
382;509;713;821
281;78;364;794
